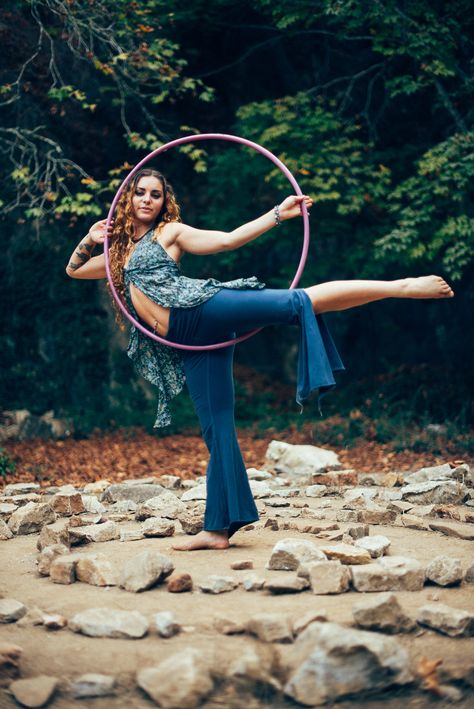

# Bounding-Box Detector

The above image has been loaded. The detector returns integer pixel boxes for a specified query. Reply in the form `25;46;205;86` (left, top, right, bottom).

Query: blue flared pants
166;288;344;537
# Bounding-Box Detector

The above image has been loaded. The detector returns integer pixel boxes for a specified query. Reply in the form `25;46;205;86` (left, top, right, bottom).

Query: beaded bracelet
274;204;281;226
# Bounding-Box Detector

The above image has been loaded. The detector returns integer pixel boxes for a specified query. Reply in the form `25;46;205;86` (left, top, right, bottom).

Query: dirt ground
1;488;474;708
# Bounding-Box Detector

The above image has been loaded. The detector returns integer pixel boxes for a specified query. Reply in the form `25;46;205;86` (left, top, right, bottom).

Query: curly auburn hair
108;169;181;329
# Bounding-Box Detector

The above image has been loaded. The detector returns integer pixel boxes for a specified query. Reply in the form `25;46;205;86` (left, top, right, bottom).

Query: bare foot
171;530;229;551
399;275;454;299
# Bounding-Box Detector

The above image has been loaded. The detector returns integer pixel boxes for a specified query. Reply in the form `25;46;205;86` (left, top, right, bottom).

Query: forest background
1;0;473;457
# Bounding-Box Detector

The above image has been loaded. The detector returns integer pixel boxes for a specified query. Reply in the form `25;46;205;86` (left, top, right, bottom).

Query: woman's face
132;175;165;225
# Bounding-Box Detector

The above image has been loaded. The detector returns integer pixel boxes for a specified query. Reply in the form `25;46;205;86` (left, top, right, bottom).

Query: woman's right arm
65;219;111;279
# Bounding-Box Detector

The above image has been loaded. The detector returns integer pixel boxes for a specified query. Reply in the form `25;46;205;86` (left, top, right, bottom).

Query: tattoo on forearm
67;238;95;270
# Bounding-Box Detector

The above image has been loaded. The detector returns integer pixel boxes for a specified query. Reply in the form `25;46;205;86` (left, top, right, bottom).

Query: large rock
298;560;350;595
265;441;339;479
181;485;207;502
69;520;120;545
2;482;40;496
354;535;391;559
135;491;186;520
320;543;371;565
9;675;59;708
428;521;474;540
284;621;412;706
37;519;70;551
351;556;425;592
0;599;27;623
247;613;293;643
119;551;174;593
417;603;474;637
426;556;463;586
37;543;69;576
8;502;56;535
137;648;214;709
356;507;397;525
227;644;280;690
0;642;23;687
404;463;468;485
154;611;181;638
0;519;13;540
81;495;106;514
75;554;118;586
264;575;310;594
69;608;149;638
267;538;326;571
401;480;466;505
50;492;85;517
352;593;415;633
101;483;165;504
249;480;273;498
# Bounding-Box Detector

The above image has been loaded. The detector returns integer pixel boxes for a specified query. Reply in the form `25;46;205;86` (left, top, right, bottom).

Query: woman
66;168;454;551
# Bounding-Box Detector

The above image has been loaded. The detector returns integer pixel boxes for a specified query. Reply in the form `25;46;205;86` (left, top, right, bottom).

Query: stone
230;559;253;570
388;500;414;513
336;510;359;523
356;507;397;525
264;517;279;531
247;467;273;481
464;563;474;584
37;519;70;551
247;613;293;643
2;482;40;496
83;480;111;495
9;676;58;708
293;610;328;636
0;599;27;623
249;480;273;498
265;497;290;507
158;474;182;489
181;484;207;502
320;543;371;565
135;491;186;520
119;528;145;542
401;514;426;530
37;543;69;576
1;493;40;506
351;556;425;592
298;560;351;595
426;555;463;586
264;575;310;594
283;621;412;706
0;642;23;687
199;575;238;594
109;499;137;515
69;520;120;545
346;524;369;540
154;611;180;638
70;674;116;698
383;472;403;487
101;482;165;503
177;509;205;534
167;572;193;593
141;517;175;537
42;614;67;630
242;575;265;591
354;535;391;558
404;463;465;485
305;485;327;497
69;608;149;638
50;492;85;516
401;480;466;505
213;617;246;635
428;521;474;540
49;554;77;584
265;440;340;479
432;504;462;520
81;496;106;514
120;551;174;593
8;502;56;535
76;554;118;586
0;518;13;539
417;603;474;637
69;512;103;527
267;538;327;571
137;648;214;709
343;488;378;504
352;593;415;633
227;645;280;689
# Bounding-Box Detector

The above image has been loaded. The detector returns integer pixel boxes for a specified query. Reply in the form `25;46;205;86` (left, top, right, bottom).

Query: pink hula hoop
104;133;310;351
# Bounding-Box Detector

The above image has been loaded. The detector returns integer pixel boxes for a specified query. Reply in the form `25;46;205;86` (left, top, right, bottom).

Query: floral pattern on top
123;228;265;427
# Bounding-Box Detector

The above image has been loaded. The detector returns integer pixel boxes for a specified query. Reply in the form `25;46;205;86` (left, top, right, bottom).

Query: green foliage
0;448;16;478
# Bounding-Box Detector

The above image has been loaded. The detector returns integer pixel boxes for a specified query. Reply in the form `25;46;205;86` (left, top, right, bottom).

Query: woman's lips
140;207;152;212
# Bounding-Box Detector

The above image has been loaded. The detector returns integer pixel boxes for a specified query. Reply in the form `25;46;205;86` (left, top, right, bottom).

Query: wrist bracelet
274;204;281;226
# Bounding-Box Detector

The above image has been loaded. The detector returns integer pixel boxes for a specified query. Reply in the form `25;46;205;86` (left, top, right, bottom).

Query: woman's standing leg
172;345;259;551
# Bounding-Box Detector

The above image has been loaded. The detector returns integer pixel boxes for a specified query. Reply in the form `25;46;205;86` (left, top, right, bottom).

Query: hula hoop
104;133;310;351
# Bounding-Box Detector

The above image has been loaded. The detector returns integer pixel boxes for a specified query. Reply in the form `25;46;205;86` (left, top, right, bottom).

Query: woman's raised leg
305;276;454;314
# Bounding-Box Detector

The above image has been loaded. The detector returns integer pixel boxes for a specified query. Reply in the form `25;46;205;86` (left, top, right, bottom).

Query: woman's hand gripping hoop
104;133;310;351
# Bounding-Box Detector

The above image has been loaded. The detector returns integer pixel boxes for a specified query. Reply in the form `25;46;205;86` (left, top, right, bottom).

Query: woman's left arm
175;195;312;255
